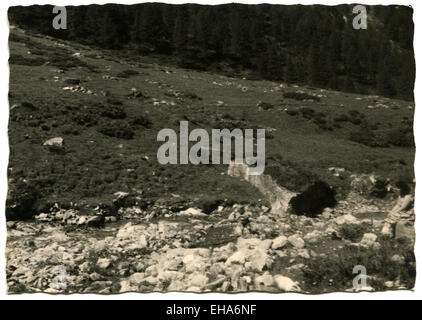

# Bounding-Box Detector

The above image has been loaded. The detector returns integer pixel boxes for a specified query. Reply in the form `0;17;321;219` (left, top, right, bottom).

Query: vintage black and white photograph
6;3;416;295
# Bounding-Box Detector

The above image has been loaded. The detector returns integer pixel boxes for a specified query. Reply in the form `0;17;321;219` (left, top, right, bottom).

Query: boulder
335;214;359;225
304;230;324;244
359;233;378;248
43;137;64;151
179;208;207;217
288;235;305;249
97;258;111;270
271;236;288;250
189;274;209;287
274;275;301;292
254;273;275;287
391;255;406;265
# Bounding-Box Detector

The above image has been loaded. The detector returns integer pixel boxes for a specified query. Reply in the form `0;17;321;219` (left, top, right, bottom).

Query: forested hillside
9;4;415;100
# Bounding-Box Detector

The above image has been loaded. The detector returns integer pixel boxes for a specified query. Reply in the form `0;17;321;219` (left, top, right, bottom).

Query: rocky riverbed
6;189;415;294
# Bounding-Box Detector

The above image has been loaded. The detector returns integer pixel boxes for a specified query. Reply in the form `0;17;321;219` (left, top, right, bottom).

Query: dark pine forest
9;3;415;100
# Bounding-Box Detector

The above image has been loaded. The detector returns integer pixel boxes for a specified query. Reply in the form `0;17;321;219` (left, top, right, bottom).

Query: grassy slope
8;27;415;213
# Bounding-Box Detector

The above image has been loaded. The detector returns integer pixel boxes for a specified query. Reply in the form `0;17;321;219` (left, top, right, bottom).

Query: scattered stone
391;255;406;265
274;275;300;292
335;214;358;225
271;236;288;250
359;233;378;248
288;235;305;249
97;258;111;270
304;231;324;244
43;137;64;151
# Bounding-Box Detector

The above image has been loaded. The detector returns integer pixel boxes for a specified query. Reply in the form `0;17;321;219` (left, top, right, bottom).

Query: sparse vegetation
97;121;134;139
116;69;139;78
302;239;416;293
283;92;320;102
9;54;46;66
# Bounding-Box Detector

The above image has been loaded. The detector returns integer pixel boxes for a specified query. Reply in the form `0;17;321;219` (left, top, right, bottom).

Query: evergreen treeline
9;4;415;100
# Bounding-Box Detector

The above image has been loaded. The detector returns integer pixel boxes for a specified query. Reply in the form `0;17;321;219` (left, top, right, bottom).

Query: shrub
9;33;28;43
98;121;134;139
349;124;376;146
182;91;202;100
6;181;39;221
334;114;350;123
21;101;38;110
101;105;126;119
73;112;97;127
9;54;46;66
106;98;124;106
64;78;81;85
116;69;139;78
195;198;222;214
386;127;414;147
283;92;320;102
257;102;274;110
289;180;337;217
130;115;152;128
49;52;98;72
286;110;299;116
302;239;416;293
265;162;317;193
339;223;369;242
300;107;316;119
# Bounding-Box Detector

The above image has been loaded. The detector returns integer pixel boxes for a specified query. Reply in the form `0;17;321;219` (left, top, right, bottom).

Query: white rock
43;137;63;147
297;249;310;259
304;231;324;244
225;250;247;265
274;275;301;292
271;236;288;250
179;208;207;217
255;273;275;287
288;235;305;249
189;274;209;287
391;255;406;265
129;273;145;284
360;233;378;248
335;214;358;225
97;258;111;270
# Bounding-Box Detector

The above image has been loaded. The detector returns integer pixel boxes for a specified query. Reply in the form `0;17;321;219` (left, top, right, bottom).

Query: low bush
130;115;152;128
286;110;299;116
302;239;416;293
64;78;81;85
6;181;39;221
283;92;320;102
195;198;222;214
49;52;98;72
182;91;202;100
98;121;135;139
9;54;46;66
73;112;97;127
339;223;370;242
289;180;337;217
116;69;139;78
386;127;414;148
349;124;376;147
101;105;126;119
106;98;124;106
265;162;317;193
21;101;38;110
